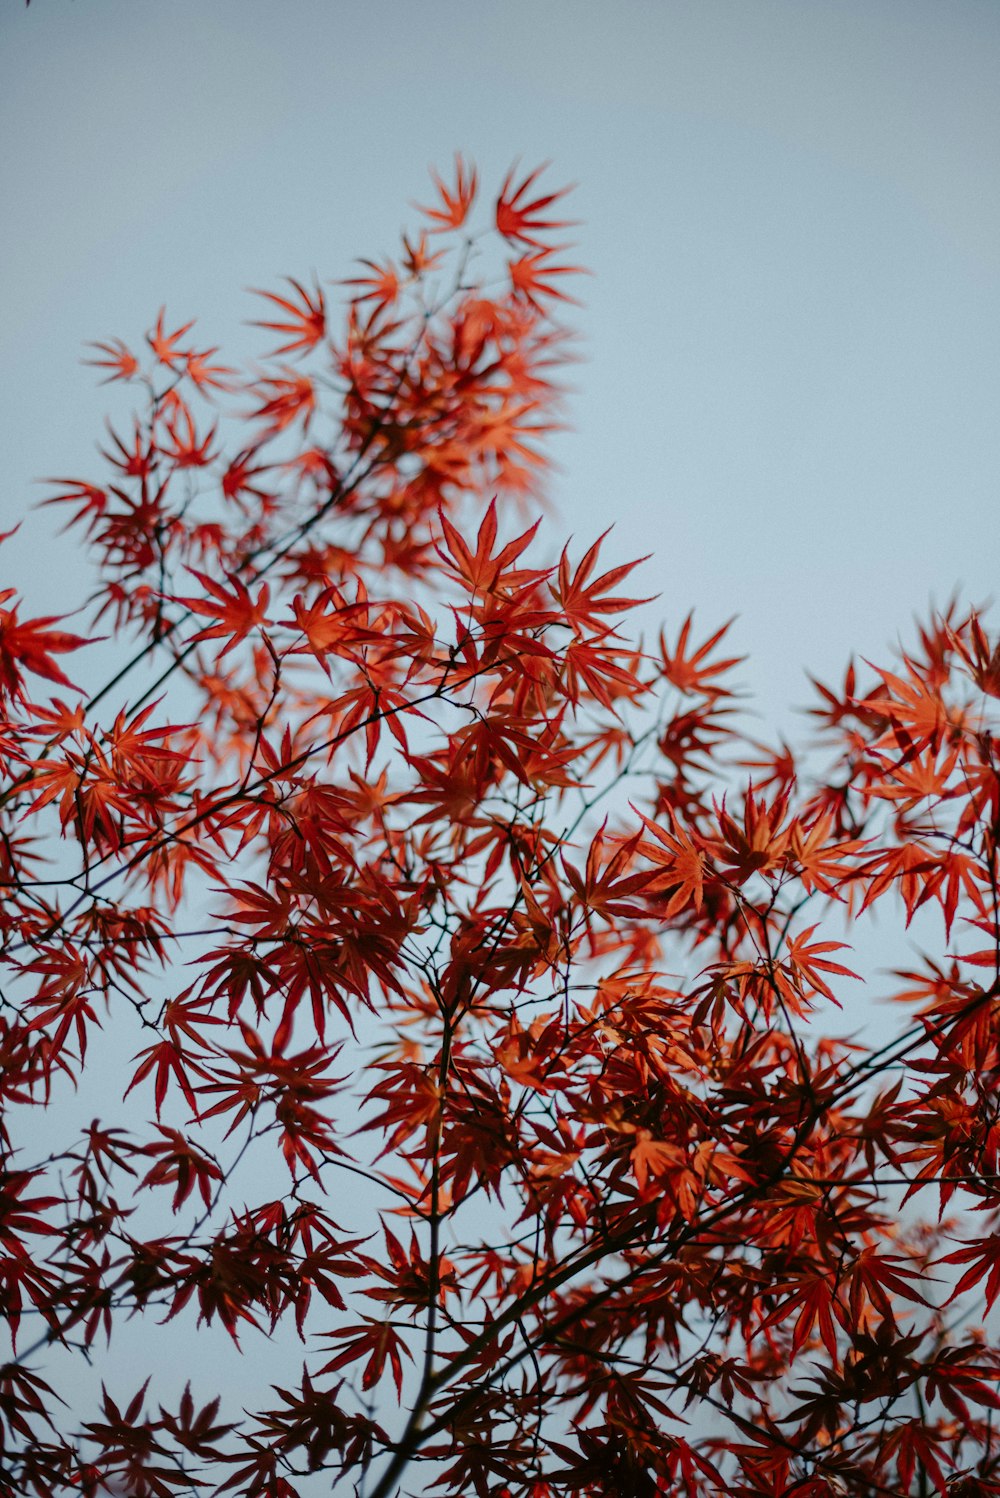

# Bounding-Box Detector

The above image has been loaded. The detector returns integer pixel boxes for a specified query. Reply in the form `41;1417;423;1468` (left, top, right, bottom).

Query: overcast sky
3;0;999;741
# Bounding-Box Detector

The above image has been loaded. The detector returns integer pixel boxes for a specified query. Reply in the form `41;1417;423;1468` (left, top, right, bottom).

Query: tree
1;156;1000;1498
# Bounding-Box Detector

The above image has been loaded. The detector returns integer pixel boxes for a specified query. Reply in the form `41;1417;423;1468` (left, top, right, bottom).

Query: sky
2;0;1000;1465
3;0;999;744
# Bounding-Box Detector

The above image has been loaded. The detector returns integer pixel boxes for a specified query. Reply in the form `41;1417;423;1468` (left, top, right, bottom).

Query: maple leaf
125;1041;207;1119
764;1268;840;1359
495;162;577;247
146;308;195;367
178;569;271;656
949;611;1000;699
508;248;584;311
561;633;645;709
846;1247;930;1326
562;827;650;923
221;448;274;507
249;369;316;434
100;418;158;478
185;345;237;391
784;927;859;1004
637;811;707;915
786;811;866;896
437;498;543;595
343;258;400;312
250;277;327;358
551;531;652;635
319;1318;413;1398
417;153;478;231
158;1383;236;1460
41;477;110;538
658;612;743;696
629;1130;689;1194
942;1234;1000;1312
138;1128;223;1212
862;657;966;749
282;587;377;668
84;337;141;383
400;229;445;278
0;595;89;700
882;1419;951;1495
161;401;219;469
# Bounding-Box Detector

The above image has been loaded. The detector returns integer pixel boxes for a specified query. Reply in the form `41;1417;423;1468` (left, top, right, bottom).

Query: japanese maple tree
2;157;1000;1498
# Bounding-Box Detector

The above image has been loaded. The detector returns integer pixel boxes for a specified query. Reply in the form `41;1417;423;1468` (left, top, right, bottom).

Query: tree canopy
2;158;1000;1498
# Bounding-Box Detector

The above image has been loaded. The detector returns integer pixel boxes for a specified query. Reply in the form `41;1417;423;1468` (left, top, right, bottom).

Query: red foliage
1;157;1000;1498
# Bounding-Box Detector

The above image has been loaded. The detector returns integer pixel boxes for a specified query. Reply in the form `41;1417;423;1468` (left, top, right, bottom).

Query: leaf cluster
0;160;999;1498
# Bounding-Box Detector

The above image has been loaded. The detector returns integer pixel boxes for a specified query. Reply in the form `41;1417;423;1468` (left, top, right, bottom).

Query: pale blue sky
3;0;999;740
